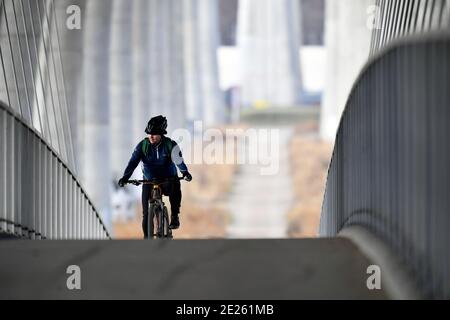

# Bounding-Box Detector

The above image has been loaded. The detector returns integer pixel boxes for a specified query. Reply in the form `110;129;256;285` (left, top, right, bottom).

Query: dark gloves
118;177;127;187
182;171;192;182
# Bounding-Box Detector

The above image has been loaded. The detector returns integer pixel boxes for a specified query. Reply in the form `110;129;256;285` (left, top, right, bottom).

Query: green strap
141;137;173;160
165;138;173;157
141;138;150;157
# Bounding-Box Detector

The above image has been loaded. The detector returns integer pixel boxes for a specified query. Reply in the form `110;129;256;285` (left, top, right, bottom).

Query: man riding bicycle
118;115;192;238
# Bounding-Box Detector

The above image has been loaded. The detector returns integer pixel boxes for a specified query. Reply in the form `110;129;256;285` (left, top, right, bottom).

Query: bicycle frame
126;177;184;239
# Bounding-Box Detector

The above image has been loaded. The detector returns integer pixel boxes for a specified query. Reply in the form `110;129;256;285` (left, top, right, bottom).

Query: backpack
141;137;174;160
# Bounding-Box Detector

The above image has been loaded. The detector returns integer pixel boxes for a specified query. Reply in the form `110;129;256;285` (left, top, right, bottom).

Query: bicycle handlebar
125;176;185;186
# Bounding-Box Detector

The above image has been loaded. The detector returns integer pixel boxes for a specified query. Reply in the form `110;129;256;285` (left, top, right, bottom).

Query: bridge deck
0;238;387;299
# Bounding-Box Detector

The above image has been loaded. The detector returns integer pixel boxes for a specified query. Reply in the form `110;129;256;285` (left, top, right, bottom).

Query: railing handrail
332;30;450;145
0;100;110;239
319;32;450;298
321;31;450;211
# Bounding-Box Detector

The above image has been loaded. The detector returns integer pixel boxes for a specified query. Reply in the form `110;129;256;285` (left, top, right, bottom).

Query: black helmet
145;115;167;135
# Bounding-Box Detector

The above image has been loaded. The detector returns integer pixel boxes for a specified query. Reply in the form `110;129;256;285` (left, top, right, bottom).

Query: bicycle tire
148;203;155;238
162;206;172;238
155;205;164;238
158;205;166;238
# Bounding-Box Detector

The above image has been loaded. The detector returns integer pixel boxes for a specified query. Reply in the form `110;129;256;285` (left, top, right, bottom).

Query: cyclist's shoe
169;215;180;229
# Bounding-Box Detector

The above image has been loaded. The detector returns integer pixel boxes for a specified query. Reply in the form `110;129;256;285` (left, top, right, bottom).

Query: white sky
217;46;326;93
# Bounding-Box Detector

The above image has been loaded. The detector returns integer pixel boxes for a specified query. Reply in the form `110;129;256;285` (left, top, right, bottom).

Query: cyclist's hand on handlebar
182;171;192;182
118;177;127;187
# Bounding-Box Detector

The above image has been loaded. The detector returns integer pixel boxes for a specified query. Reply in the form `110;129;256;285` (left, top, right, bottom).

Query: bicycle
125;176;185;239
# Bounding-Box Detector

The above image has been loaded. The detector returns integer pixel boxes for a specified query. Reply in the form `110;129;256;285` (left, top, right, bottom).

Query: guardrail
370;0;450;56
319;34;450;299
0;101;110;239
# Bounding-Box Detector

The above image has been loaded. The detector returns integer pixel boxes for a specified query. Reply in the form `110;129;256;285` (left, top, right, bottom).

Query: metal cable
42;0;67;161
0;45;11;106
18;0;44;134
25;0;52;141
42;0;68;162
50;0;76;171
2;0;23;115
34;0;62;157
0;1;11;107
11;0;32;122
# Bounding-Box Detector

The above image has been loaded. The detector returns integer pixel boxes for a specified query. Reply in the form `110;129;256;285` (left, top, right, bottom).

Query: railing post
0;108;6;233
7;115;14;234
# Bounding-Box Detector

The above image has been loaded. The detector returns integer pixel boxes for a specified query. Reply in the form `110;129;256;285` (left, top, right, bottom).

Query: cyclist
118;115;192;237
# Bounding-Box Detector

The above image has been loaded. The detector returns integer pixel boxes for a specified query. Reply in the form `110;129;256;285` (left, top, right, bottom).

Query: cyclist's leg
166;179;181;228
141;184;151;238
163;179;181;215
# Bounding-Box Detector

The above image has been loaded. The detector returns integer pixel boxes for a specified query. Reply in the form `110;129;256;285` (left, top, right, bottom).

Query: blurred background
2;0;450;299
0;0;376;239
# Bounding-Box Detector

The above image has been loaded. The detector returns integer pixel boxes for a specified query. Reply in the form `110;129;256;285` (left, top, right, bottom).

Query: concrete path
226;127;294;238
0;238;387;299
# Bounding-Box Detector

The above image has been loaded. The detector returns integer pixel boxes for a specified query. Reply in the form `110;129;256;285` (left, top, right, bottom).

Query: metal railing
370;0;450;55
319;33;450;299
0;100;110;239
0;0;76;171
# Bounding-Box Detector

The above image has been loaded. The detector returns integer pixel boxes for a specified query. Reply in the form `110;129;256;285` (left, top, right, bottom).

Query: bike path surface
0;238;387;299
227;127;293;238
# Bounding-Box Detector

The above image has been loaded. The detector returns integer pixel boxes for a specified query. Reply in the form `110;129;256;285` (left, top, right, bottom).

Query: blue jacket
122;136;188;180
